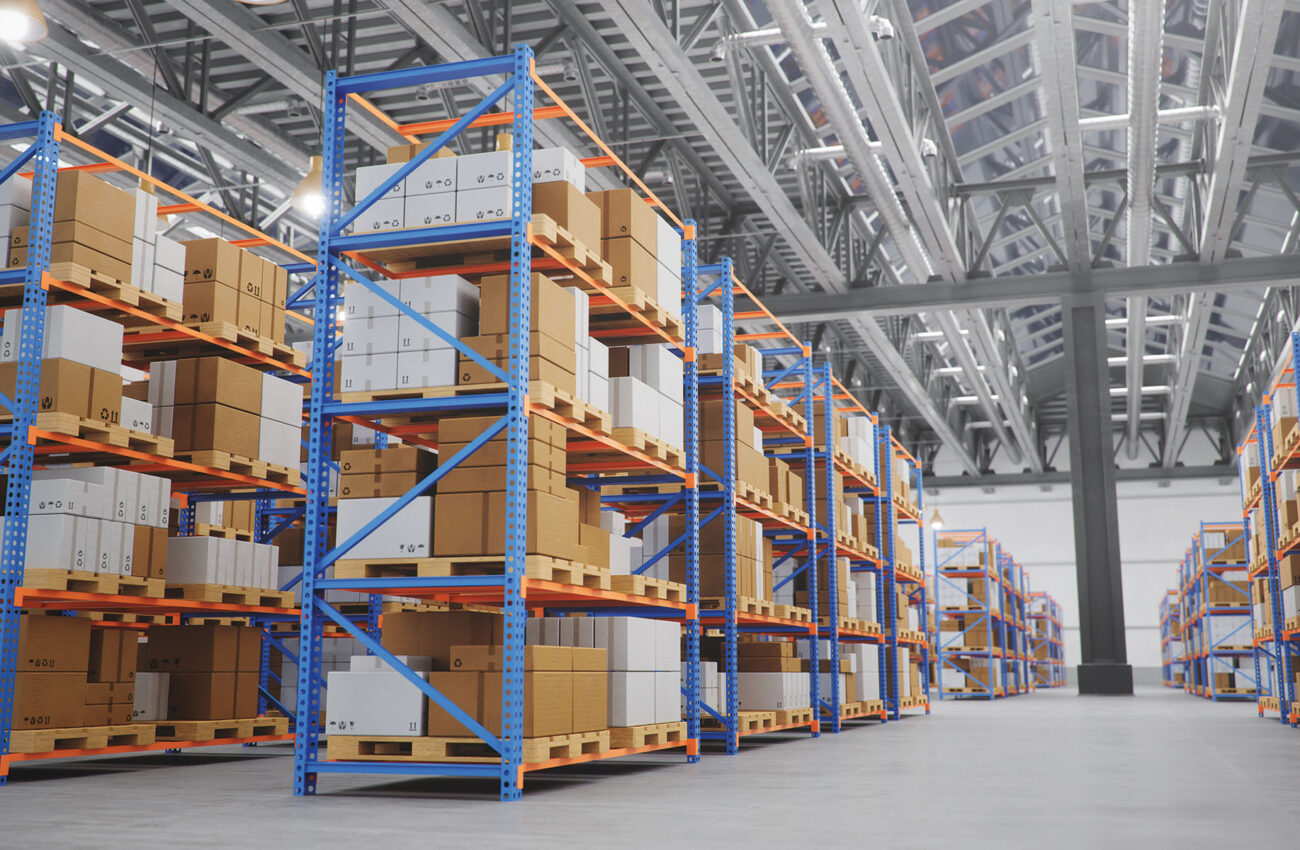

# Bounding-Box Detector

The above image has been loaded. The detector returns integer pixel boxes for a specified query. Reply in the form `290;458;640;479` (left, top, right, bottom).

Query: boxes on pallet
340;352;399;393
610;376;660;437
737;671;811;710
342;315;400;356
0;304;124;373
533;147;585;191
326;670;429;735
343;278;401;320
698;304;725;355
335;496;432;560
1207;614;1251;647
132;671;169;721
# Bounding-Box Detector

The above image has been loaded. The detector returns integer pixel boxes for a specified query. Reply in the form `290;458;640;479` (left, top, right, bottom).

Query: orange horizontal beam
398;104;568;135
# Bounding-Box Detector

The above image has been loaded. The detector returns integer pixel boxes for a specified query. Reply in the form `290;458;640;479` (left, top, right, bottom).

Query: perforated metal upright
0;114;58;781
877;425;900;718
1251;404;1294;720
895;455;929;711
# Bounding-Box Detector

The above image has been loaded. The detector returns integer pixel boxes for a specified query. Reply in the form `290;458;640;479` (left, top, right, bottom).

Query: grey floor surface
1;685;1296;848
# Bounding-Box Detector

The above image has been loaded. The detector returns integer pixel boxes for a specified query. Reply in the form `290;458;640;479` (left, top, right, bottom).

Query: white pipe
1079;104;1220;131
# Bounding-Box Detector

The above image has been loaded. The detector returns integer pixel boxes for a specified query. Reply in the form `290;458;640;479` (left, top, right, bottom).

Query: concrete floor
2;686;1296;847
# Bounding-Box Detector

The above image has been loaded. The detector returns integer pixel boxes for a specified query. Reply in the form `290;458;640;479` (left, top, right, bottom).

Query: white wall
926;476;1241;671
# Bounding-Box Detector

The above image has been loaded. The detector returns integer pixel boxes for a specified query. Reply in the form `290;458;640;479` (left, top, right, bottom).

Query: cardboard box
432;489;577;559
237;290;261;335
11;221;132;261
339;445;437;476
450;644;572;672
405;192;457;227
457;150;511;189
478;272;576;343
88;628;126;683
408;156;457;195
54;171;134;242
532;181;600;251
183;238;242;286
601;236;658;293
435;463;566;496
90;367;122;425
132;671;169;721
168;671;236;720
17;615;91;672
456;186;511;222
143;625;242;673
381;611;501;670
573;671;607;732
176;357;262;412
353;196;405;233
0;358;92;419
324;670;428;735
340;352;398;393
439;411;567;447
1;305;124;373
334;495;432;559
481;671;571;738
14;672;87;729
532;147;585;191
173;403;261;458
608;671;655;726
424;671;482;736
588;188;657;249
396;349;458;389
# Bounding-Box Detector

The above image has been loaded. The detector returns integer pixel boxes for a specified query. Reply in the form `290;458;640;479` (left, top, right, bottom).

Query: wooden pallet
0;262;183;324
152;715;290;741
700;595;775;617
174;450;299;486
587;284;684;343
609;427;685;469
163;583;295;608
327;729;610;764
21;569;164;597
898;629;928;644
122;320;304;368
0;410;175;457
183;616;252;626
332;554;611;591
1288;616;1300;632
774;708;814;726
608;573;688;603
83;610;173;624
1259;696;1280;711
736;710;776;732
193;523;255;541
734;481;774;512
609;721;687;749
8;723;156;754
774;604;812;623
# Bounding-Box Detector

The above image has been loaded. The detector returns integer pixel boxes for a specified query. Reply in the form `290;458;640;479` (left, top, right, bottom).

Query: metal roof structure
9;0;1298;479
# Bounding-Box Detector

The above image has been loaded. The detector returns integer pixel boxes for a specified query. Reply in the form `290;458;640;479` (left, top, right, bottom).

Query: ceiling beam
925;464;1236;489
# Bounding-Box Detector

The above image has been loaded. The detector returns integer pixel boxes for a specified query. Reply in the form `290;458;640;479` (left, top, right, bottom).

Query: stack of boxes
13;616;92;729
142;624;262;720
7;468;170;579
610;344;684;450
1280;554;1300;628
0;305;125;427
340;275;478;393
700;397;768;496
9;173;132;285
166;536;280;590
180;238;288;343
85;629;137;725
146;357;301;468
0;174;30;249
128;188;184;304
588;188;682;319
459;273;577;394
335;445;437;559
735;641;811;711
669;513;771;602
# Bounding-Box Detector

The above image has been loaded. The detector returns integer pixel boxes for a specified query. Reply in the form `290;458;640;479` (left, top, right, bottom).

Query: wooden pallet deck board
608;427;684;468
773;604;812;624
700;596;775;617
333;555;611;590
608;721;687;749
0;411;175;457
163;583;295;608
326;729;610;764
8;722;156;754
0;262;183;324
152;715;289;741
607;574;687;603
21;569;164;597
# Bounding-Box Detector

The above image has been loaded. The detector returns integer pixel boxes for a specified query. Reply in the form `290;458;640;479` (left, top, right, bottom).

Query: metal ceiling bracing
3;0;1297;478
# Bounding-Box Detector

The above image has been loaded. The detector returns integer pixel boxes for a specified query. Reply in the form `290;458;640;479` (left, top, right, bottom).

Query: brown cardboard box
174;403;261;458
85;681;135;705
17;615;91;672
458;331;577;374
478;272;576;343
143;624;241;673
271;307;286;344
270;265;288;309
183;238;242;286
701;399;755;443
11;221;132;260
440;412;566;447
437;437;565;470
579;523;610;570
235;626;262;672
14;672;87;728
601;236;658;293
338;471;438;500
149;527;168;579
577;486;601;526
572;671;606;733
339;446;437;476
83;702;133;725
168;671;236;720
131;525;153;578
183;280;239;324
259;301;275;341
234;671;259;718
433;489;578;559
481;671;571;738
0;358;92;419
435;463;567;496
237;290;261;336
176;358;263;412
1277;553;1300;589
54;172;134;241
532;181;601;251
571;647;606;672
238;251;266;300
88;629;125;683
381;611;502;670
587;188;658;248
9;242;132;282
89;367;122;425
740;657;802;672
736;641;794;658
458;352;576;395
424;671;482;736
450;644;571;672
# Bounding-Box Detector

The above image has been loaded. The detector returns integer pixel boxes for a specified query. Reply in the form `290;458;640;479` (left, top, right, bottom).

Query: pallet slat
9;723;156;754
326;729;610;763
333;555;611;590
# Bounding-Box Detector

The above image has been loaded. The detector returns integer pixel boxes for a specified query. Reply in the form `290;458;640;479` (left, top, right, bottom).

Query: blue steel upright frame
1158;589;1185;689
895;456;930;713
933;529;1001;700
1182;522;1255;701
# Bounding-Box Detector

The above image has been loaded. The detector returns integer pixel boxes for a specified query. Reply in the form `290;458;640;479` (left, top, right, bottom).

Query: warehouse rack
693;258;825;749
1178;522;1255;701
1158;589;1185;689
0;113;315;783
1030;590;1066;688
998;548;1031;695
294;46;707;801
933;529;1019;700
883;440;930;717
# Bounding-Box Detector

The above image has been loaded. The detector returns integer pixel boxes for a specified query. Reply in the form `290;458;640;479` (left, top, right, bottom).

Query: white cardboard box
457;150;511;189
456;186;511;222
400;275;479;316
335;496;432;559
152;267;184;304
655;215;682;270
404;192;457;228
121;396;153;433
532;148;585;191
344;279;401;320
396;349;458;389
29;478;89;516
610;376;660;436
342;315;401;356
262;372;303;426
355;163;406;200
23;513;81;571
166;536;221;584
352;196;405;233
654;670;681;723
148;360;177;408
407;157;457;195
260;418;302;469
1;305;124;372
596;617;658;671
154;235;185;273
340;353;398;393
350;654;434;672
608;671;656;727
0;175;31;211
325;670;427;736
133;672;169;721
397;310;475;351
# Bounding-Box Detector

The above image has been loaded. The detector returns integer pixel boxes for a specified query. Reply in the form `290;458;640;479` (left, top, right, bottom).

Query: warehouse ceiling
6;0;1299;478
